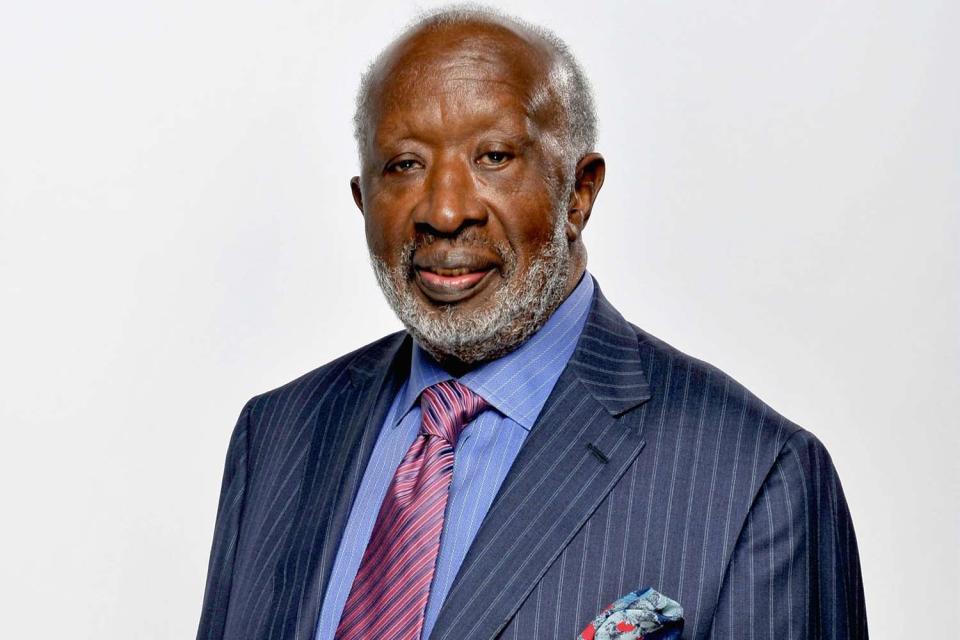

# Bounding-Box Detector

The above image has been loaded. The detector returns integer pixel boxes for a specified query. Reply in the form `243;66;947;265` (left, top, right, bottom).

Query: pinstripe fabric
197;282;867;639
316;273;593;640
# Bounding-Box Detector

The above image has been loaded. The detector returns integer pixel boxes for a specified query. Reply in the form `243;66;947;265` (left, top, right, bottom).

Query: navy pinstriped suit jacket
198;284;867;639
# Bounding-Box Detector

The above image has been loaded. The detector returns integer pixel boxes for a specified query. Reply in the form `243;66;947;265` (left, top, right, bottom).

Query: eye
478;150;513;167
386;157;423;173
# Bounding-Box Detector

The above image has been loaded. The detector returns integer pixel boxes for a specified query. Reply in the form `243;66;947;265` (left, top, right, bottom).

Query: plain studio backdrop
1;1;957;637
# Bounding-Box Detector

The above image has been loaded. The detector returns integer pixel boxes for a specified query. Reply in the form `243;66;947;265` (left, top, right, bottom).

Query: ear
566;152;605;241
350;176;364;215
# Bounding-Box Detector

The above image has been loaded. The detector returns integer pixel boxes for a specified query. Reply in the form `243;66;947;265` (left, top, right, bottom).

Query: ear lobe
565;208;585;241
569;152;606;233
350;176;364;214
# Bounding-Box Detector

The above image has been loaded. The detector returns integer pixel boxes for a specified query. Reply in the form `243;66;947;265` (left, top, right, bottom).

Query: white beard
369;209;572;366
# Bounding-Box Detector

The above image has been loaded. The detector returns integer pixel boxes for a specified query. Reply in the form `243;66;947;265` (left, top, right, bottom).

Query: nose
413;154;487;235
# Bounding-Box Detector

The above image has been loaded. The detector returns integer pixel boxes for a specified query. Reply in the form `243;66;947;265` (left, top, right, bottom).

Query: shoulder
239;331;407;442
253;331;405;403
634;322;804;441
626;322;821;504
622;323;857;571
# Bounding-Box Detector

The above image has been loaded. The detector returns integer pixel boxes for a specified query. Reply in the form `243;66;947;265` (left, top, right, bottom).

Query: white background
1;1;957;637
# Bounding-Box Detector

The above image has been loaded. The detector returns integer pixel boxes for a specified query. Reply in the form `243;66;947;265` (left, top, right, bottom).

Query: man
198;7;866;640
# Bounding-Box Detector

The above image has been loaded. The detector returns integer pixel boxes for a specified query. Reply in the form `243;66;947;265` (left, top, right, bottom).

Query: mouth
413;249;501;304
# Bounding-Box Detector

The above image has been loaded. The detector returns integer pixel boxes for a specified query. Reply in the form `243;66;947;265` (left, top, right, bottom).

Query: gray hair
353;4;598;175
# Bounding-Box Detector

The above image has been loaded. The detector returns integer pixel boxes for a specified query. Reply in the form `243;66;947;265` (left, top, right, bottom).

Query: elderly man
198;7;866;640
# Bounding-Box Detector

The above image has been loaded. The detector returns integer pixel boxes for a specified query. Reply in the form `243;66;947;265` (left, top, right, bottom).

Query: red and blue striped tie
334;380;489;640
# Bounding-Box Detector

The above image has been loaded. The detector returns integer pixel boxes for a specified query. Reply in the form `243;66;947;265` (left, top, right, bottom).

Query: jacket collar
568;281;652;415
283;280;653;640
427;281;654;640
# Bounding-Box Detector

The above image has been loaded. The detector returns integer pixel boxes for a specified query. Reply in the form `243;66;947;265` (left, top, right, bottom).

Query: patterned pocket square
578;587;683;640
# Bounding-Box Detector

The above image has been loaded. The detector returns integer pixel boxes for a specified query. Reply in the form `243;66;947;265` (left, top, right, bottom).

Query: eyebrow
375;125;532;151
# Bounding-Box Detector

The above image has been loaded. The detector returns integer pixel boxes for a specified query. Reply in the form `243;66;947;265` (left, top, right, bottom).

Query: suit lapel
264;332;411;640
429;287;653;640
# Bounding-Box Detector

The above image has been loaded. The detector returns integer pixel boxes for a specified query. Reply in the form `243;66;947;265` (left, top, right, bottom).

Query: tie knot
419;380;489;445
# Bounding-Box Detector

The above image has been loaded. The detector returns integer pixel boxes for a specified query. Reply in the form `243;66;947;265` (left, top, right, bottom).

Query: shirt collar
395;272;595;430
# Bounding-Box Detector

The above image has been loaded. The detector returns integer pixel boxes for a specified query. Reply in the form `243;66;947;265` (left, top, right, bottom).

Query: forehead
368;23;560;143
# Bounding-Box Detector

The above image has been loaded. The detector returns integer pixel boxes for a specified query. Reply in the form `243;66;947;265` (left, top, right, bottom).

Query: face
354;25;596;366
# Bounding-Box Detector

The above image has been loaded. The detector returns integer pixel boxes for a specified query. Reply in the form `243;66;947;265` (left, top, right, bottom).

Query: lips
419;266;489;287
413;248;501;303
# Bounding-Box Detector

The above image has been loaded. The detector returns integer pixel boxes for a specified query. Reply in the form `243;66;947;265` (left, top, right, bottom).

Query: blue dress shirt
315;273;595;640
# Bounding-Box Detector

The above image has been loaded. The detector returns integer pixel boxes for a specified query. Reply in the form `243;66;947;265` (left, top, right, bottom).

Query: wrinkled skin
352;20;605;371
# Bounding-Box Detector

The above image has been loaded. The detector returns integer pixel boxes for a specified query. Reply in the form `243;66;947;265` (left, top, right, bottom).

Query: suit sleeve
196;400;252;640
709;429;868;639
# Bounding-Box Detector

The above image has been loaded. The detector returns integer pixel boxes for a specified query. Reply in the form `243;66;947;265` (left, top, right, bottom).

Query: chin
371;210;573;366
398;267;569;366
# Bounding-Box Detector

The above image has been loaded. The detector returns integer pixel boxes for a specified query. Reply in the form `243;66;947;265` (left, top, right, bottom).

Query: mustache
400;231;515;271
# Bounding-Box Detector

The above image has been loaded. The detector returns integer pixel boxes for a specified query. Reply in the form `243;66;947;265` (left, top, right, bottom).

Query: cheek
496;191;560;257
365;182;417;231
363;210;392;257
363;205;415;267
492;158;563;242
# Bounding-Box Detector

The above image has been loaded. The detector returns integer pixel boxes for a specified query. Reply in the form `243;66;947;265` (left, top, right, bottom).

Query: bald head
353;6;597;175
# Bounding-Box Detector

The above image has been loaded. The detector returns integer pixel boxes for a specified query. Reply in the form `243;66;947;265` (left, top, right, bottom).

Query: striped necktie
334;380;489;640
